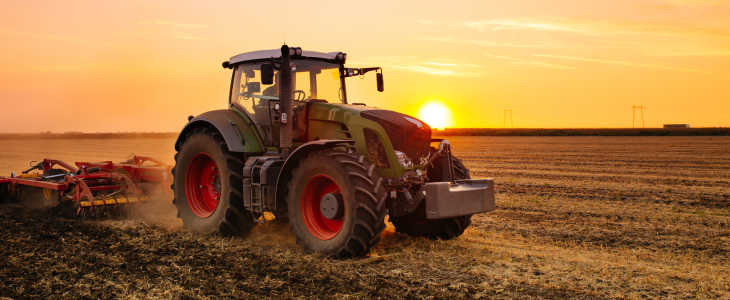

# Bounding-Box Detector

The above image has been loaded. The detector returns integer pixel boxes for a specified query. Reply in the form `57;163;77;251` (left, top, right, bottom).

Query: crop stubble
1;136;728;299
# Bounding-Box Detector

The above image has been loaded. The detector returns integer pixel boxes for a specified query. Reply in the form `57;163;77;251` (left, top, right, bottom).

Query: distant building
664;124;690;128
64;131;83;134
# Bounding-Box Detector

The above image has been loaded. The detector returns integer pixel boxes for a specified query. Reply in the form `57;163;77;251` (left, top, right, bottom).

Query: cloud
418;18;730;57
533;54;708;73
169;33;199;40
137;21;207;28
651;48;730;56
348;55;487;76
419;37;578;48
424;18;730;39
484;54;575;69
578;20;730;39
463;20;575;32
661;0;728;6
390;62;489;76
0;29;140;50
365;57;487;76
344;55;419;65
390;66;455;75
418;19;574;32
425;62;456;66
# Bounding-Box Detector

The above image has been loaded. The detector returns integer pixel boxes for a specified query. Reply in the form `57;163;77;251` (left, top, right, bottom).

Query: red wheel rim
301;175;344;240
185;153;221;218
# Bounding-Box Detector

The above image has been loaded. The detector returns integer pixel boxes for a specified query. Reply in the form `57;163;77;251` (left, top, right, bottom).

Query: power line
631;104;646;128
496;106;728;124
519;109;624;118
645;108;730;114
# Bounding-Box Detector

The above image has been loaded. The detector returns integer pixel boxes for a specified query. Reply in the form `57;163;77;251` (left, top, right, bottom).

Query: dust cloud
247;214;301;251
0;137;297;251
128;194;183;229
1;186;302;252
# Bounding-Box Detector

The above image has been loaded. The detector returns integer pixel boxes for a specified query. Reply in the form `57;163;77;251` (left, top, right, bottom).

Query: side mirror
376;72;384;92
261;64;274;85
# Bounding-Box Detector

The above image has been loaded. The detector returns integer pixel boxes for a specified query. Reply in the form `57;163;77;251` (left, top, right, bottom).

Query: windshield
230;59;344;145
231;60;343;106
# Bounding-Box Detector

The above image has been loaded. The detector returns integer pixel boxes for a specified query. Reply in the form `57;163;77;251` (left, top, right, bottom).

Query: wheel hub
184;153;220;218
301;175;344;240
214;175;221;195
320;192;344;220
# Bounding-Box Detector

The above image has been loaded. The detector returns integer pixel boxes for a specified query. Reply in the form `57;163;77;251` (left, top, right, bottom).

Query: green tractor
173;45;495;258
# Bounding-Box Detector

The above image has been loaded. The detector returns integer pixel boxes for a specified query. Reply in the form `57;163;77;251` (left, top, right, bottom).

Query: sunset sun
417;101;454;130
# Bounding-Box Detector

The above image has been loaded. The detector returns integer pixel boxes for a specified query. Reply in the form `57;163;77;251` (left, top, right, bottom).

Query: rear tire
287;149;388;258
172;127;257;236
390;154;473;240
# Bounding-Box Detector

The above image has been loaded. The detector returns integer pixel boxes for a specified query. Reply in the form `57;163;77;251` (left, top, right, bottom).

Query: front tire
390;154;473;239
287;149;388;258
172;127;256;236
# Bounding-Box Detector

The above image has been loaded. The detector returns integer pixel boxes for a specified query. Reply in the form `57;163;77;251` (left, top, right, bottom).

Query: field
1;136;729;299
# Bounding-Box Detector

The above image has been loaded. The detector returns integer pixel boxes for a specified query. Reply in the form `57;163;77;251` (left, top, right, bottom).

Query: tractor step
242;156;284;214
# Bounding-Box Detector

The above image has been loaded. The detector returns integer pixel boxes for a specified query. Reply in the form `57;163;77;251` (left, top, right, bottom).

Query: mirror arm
359;67;381;75
341;67;382;78
269;57;282;70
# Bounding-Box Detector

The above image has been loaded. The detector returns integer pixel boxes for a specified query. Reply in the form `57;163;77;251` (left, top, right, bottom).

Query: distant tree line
433;128;730;136
0;132;179;140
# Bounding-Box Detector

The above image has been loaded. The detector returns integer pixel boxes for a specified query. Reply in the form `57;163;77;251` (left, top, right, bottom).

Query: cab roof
229;49;343;65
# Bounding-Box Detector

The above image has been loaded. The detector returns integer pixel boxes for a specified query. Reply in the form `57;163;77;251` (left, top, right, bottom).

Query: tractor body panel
307;103;412;178
176;109;264;153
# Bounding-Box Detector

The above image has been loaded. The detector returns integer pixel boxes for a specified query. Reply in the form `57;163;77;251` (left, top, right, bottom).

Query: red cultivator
0;155;172;219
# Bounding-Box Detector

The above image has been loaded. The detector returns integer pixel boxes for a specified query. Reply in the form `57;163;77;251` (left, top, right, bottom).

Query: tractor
173;45;495;258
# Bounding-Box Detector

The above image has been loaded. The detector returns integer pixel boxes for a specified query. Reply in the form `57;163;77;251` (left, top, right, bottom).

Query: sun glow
417;101;454;130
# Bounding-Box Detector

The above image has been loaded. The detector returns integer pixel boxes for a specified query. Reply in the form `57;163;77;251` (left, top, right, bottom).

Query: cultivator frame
0;155;172;218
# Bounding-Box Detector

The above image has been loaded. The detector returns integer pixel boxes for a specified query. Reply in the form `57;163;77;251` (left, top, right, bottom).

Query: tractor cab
226;49;382;148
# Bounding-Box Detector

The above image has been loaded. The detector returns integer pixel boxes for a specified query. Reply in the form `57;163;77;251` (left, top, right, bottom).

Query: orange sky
1;0;729;132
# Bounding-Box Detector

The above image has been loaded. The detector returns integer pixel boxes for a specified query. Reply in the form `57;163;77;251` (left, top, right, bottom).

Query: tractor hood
359;109;431;162
308;103;432;166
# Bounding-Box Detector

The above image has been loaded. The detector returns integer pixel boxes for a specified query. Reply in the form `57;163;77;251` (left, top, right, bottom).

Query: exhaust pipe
279;45;293;157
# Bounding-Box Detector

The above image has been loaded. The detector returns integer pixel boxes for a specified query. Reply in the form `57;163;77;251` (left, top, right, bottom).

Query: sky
1;0;729;132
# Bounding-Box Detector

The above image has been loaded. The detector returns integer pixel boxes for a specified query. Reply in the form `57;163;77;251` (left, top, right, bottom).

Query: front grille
360;110;431;162
363;128;390;169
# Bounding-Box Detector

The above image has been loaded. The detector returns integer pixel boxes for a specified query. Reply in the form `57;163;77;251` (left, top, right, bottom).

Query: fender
275;139;355;205
175;110;264;153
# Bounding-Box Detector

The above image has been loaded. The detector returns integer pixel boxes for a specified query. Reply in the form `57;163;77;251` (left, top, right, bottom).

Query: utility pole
504;110;513;128
631;104;646;128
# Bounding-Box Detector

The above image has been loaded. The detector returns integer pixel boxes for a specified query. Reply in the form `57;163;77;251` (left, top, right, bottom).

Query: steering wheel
294;90;306;101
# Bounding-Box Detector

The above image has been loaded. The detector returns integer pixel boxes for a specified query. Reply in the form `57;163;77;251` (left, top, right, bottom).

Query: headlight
289;47;302;57
394;150;413;168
